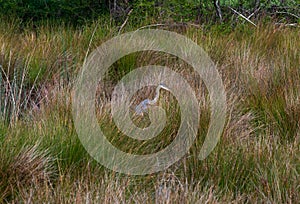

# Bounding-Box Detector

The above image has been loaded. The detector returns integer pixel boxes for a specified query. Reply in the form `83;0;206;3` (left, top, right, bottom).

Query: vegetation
0;0;299;25
0;0;299;203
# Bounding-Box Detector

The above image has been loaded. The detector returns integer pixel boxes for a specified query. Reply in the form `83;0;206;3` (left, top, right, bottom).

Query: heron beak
161;84;170;91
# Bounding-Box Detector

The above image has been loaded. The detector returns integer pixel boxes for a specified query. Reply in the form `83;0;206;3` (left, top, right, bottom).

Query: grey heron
135;83;170;115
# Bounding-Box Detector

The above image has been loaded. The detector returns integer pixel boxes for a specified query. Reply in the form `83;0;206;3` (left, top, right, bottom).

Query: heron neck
149;86;161;105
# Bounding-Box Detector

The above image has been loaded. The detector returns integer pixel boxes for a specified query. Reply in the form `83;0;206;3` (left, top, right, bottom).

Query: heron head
159;83;170;91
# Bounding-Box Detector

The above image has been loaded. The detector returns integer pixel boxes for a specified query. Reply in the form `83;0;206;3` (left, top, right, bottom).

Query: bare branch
275;11;300;19
247;7;261;19
275;22;299;27
214;0;223;22
228;6;257;27
118;9;133;35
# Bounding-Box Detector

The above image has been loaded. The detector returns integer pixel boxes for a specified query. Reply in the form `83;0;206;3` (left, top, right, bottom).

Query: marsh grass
0;20;299;203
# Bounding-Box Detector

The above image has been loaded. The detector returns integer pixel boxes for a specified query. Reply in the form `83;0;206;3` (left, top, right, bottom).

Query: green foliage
130;0;212;23
1;0;298;25
0;0;108;25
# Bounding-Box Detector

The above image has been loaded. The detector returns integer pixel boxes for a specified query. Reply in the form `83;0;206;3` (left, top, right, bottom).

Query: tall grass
0;19;299;203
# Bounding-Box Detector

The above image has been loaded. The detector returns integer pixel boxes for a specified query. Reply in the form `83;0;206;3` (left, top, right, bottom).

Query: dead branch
118;9;133;35
228;6;257;27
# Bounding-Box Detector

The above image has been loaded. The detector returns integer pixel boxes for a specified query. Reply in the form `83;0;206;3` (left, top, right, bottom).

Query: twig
136;22;201;31
187;23;201;28
82;22;98;73
228;6;257;27
274;23;299;27
118;9;133;35
275;11;300;19
136;23;166;31
214;0;223;22
247;7;261;19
